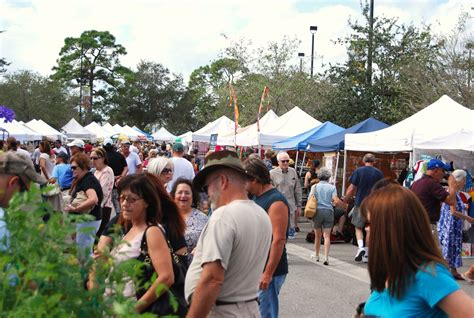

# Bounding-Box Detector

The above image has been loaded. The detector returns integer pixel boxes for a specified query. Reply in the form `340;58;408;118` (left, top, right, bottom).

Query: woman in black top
66;152;103;259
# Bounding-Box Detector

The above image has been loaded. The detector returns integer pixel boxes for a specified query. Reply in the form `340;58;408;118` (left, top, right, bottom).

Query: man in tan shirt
270;151;302;239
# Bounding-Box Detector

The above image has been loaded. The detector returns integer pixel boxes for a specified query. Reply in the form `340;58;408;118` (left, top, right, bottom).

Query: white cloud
0;0;471;82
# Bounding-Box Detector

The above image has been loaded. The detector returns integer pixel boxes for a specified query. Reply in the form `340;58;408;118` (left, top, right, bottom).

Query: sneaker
323;260;329;266
354;249;366;262
288;234;296;240
362;254;369;263
310;253;319;262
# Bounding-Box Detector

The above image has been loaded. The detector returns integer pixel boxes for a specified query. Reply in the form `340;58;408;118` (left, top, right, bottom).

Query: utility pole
366;0;374;87
310;26;318;78
298;52;305;72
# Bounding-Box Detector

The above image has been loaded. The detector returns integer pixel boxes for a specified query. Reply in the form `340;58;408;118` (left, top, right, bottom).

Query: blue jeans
258;274;286;318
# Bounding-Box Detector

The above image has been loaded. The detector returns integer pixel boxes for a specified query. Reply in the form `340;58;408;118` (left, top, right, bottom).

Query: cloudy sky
0;0;472;83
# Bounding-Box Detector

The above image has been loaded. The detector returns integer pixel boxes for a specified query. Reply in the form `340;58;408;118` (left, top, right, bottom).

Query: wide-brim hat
193;150;247;191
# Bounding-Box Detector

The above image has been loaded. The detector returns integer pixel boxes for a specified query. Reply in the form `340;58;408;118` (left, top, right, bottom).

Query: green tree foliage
187;36;325;127
109;61;186;133
0;187;157;317
52;30;131;124
434;13;474;108
0;58;9;74
319;2;443;127
0;31;9;74
0;70;74;129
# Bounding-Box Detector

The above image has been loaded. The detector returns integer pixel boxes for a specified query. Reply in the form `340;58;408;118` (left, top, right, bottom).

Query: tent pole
295;150;299;172
342;149;348;196
300;152;306;176
334;151;340;187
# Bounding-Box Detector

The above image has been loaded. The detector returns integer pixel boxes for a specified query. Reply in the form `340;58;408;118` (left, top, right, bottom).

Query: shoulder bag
135;225;188;317
304;185;318;219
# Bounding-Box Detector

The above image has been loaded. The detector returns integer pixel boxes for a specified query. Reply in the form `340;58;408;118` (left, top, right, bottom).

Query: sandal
452;272;464;280
461;273;474;284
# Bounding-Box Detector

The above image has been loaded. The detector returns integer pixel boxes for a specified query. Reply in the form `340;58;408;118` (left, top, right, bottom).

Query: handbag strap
139;224;183;266
156;225;183;266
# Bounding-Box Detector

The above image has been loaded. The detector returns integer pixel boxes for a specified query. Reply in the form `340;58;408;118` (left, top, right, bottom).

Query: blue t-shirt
364;263;460;318
309;181;337;210
52;163;73;190
349;165;383;206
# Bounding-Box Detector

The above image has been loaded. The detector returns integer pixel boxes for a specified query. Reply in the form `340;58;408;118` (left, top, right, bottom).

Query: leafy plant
0;186;162;317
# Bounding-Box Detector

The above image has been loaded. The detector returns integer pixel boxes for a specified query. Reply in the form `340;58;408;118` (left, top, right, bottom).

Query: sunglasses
90;156;102;160
71;165;79;170
119;194;143;204
280;160;289;163
161;168;173;174
201;175;221;193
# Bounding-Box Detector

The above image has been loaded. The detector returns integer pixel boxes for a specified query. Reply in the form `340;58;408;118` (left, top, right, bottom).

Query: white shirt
125;152;142;175
166;157;195;192
54;146;67;155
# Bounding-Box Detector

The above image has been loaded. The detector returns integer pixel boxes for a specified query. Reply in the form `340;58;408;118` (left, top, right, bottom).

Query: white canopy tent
413;129;474;172
85;122;113;140
178;131;193;145
192;116;235;143
259;106;322;146
345;95;474;152
1;119;42;142
62;118;97;142
25;119;65;141
123;125;146;140
152;127;177;142
217;110;279;146
102;123;120;136
342;95;474;193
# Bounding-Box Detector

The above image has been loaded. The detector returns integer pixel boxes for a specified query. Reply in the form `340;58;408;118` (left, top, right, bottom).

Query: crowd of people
1;135;474;317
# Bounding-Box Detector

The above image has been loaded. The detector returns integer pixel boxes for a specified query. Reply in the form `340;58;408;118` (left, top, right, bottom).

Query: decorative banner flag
257;86;270;132
228;83;239;133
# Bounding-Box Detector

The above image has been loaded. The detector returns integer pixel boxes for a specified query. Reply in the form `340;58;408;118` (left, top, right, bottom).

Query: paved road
278;221;474;317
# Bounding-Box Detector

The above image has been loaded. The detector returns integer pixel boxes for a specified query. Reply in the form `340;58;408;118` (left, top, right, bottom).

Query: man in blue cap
411;158;456;244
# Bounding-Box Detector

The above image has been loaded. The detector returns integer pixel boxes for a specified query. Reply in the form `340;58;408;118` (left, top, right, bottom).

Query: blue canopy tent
306;117;389;152
273;121;344;151
305;117;389;194
132;126;153;141
273;121;344;175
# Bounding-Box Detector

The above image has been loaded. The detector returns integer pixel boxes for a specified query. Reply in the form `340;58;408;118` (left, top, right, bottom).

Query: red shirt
411;174;448;223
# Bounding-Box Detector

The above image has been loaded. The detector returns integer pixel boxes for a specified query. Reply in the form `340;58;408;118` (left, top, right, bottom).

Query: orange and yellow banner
228;83;239;133
257;86;270;132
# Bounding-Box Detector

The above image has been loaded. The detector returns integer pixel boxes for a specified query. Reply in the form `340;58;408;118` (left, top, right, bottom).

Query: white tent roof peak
61;118;97;142
152;127;177;142
192;115;236;142
258;106;322;146
345;95;474;152
217;109;279;146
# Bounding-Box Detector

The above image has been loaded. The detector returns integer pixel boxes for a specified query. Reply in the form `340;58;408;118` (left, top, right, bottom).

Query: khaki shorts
350;206;366;229
209;300;260;318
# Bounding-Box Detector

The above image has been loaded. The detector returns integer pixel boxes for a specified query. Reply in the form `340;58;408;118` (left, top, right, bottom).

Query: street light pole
298;52;305;72
467;42;473;89
310;26;318;78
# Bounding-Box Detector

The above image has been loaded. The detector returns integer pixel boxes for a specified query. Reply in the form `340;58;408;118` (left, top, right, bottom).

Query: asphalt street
278;221;474;317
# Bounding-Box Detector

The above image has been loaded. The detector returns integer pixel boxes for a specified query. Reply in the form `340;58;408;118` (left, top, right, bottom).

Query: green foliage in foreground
0;187;159;317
